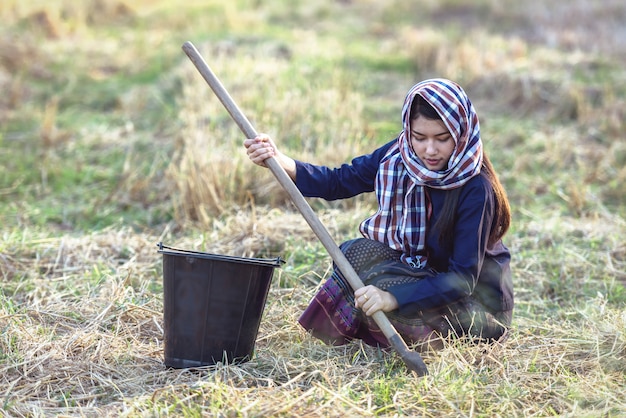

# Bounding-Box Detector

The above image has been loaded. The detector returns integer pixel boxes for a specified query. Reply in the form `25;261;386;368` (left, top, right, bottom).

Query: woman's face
409;115;455;171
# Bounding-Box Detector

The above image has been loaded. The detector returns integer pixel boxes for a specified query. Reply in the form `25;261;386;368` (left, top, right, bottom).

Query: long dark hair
410;96;511;247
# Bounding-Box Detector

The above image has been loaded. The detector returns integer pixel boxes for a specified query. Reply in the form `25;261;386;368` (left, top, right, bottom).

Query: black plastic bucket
157;243;282;368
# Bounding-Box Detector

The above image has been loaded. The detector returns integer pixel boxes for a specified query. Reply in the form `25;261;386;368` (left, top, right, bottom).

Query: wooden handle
182;41;427;376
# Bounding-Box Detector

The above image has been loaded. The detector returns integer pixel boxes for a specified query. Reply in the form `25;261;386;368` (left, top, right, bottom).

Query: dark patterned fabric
298;238;511;349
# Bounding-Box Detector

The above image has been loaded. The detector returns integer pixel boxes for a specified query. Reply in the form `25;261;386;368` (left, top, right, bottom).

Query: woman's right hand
243;133;297;180
243;133;277;167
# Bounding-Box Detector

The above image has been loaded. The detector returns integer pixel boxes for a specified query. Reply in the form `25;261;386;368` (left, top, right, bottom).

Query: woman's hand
243;133;297;180
244;133;277;167
354;285;399;316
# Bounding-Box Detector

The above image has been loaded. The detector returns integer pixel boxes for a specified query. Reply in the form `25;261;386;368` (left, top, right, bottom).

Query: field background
1;0;625;416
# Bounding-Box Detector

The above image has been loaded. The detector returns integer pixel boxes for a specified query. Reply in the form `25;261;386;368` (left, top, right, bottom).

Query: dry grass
2;232;624;417
167;43;369;221
162;0;626;223
2;213;625;416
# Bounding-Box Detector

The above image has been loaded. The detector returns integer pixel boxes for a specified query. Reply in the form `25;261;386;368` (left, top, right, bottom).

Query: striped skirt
298;238;511;350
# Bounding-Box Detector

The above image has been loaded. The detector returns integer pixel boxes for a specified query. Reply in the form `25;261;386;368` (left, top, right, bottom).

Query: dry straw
2;215;625;416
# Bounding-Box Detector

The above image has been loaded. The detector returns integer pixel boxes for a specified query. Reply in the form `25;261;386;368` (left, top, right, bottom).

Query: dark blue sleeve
294;140;396;200
387;176;495;313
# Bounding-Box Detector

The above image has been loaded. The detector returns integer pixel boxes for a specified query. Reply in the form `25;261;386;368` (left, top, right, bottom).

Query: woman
244;78;513;350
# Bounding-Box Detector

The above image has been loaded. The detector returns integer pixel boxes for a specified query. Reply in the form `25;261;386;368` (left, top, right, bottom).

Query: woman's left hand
354;285;399;316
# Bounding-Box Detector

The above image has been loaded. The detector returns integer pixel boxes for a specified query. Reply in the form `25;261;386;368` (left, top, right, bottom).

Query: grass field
1;0;625;416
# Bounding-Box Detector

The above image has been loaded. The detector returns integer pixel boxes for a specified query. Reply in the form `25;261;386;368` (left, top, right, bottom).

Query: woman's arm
245;133;396;200
295;140;396;200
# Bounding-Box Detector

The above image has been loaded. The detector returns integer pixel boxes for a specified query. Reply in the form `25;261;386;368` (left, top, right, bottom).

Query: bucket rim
157;242;284;267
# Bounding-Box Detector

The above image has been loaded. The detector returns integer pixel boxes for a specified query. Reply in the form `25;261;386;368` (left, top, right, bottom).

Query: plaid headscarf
359;79;483;267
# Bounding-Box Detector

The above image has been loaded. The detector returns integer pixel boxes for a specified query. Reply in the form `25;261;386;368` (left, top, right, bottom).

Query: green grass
1;0;625;416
